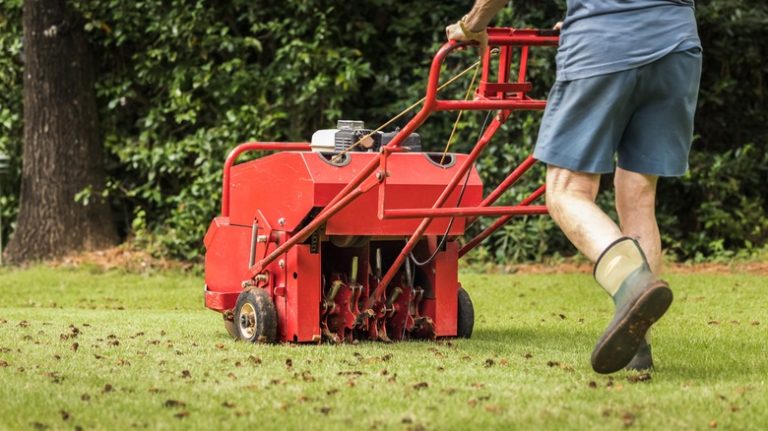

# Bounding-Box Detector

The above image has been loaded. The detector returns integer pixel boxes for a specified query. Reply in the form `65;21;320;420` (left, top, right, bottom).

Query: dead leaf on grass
249;355;262;365
337;370;364;376
60;410;70;421
413;382;429;390
80;394;90;401
71;343;79;352
43;371;63;384
285;358;293;368
222;401;236;409
174;411;189;419
300;371;315;382
181;370;191;379
103;384;113;393
622;412;635;427
627;373;652;383
164;399;186;408
0;360;8;368
709;420;718;428
484;359;495;367
485;404;503;414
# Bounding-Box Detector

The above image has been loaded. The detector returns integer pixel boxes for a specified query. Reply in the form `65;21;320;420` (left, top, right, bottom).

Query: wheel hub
238;302;257;339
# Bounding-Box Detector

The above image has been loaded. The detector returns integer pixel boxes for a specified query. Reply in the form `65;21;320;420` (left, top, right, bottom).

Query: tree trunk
5;0;117;263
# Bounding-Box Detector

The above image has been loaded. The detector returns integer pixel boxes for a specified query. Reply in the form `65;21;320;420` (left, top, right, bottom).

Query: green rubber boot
625;338;654;371
591;237;672;374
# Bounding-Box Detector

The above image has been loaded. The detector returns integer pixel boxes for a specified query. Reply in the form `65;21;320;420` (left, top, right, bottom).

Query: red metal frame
219;28;558;317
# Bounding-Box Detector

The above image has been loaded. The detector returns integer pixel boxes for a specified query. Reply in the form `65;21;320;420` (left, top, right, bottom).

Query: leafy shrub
0;0;765;263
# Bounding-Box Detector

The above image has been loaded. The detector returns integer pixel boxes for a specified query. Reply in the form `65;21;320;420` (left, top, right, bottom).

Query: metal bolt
279;259;285;269
278;217;286;226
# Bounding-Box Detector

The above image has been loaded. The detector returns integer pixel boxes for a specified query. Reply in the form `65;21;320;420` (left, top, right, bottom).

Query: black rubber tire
457;287;474;338
234;288;278;343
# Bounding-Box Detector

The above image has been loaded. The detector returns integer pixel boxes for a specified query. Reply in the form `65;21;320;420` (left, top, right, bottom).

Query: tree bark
6;0;117;263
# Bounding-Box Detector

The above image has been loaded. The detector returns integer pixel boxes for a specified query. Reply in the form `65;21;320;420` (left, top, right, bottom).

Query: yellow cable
330;60;481;163
439;64;479;164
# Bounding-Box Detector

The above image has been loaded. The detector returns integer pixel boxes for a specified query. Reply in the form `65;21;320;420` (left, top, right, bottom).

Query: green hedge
0;0;765;262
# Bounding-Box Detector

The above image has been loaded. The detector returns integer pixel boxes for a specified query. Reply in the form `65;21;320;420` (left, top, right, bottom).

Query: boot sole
591;284;673;374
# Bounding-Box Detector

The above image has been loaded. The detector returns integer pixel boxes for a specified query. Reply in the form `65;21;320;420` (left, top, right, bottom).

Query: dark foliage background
0;0;766;262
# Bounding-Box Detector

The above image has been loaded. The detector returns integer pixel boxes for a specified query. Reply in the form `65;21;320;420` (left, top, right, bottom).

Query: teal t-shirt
556;0;701;81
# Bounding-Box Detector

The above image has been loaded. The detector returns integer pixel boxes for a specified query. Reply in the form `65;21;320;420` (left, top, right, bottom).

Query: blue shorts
533;48;703;177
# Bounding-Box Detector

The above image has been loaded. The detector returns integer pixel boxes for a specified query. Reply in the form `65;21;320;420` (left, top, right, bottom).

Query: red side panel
204;217;251;311
227;152;483;236
432;241;459;336
228;152;315;230
282;244;322;342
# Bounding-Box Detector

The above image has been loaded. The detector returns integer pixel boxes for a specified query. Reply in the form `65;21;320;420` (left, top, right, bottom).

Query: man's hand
445;1;506;55
445;17;489;54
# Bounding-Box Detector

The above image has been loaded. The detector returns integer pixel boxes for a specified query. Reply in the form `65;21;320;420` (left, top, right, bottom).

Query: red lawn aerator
203;28;558;344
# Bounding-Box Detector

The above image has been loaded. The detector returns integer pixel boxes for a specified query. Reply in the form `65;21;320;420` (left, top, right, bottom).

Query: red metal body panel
430;241;459;337
284;245;322;342
228;151;483;235
203;217;251;310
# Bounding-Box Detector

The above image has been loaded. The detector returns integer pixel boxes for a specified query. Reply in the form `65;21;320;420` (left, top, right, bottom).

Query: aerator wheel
234;288;278;343
457;287;475;338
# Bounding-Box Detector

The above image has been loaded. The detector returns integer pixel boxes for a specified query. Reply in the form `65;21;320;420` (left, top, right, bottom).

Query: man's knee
614;168;658;210
546;165;600;205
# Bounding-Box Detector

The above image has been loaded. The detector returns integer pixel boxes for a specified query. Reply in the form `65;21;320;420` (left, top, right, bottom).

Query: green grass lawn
0;266;766;430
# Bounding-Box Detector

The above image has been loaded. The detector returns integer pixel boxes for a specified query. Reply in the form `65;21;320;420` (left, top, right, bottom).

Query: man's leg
614;167;661;371
546;165;672;374
545;166;623;260
614;168;660;274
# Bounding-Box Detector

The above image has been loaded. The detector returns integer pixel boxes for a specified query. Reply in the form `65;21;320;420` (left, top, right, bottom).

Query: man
447;1;702;373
